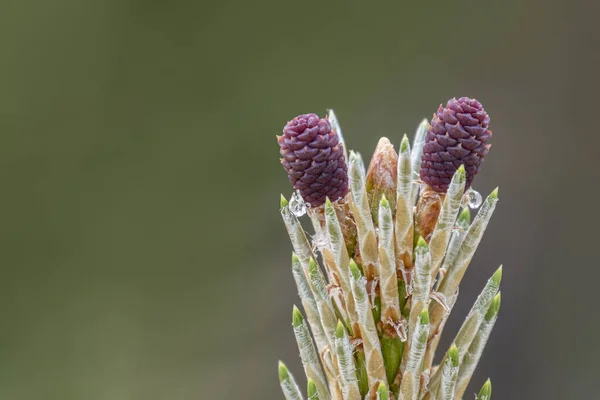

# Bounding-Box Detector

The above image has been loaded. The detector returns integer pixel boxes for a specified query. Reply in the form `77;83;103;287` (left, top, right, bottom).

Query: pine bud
420;97;492;192
366;137;398;222
278;113;349;207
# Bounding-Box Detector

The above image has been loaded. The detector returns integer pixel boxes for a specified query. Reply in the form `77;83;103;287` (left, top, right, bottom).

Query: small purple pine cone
278;113;349;207
420;97;492;192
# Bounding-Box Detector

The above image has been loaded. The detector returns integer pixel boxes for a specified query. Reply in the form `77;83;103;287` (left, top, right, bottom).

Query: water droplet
289;191;307;217
463;188;482;209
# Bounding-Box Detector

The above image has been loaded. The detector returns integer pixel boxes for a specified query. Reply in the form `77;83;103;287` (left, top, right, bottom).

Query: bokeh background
1;0;599;399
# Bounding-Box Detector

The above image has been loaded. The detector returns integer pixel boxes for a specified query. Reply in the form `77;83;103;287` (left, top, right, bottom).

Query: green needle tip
335;320;346;338
485;292;501;321
380;195;389;208
448;344;459;367
400;134;410;153
377;381;389;400
491;265;503;285
489;187;499;200
278;361;289;382
292;305;303;328
477;378;492;400
349;259;362;280
307;379;319;399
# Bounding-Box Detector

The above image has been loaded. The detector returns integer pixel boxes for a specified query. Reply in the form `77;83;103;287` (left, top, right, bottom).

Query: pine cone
278;113;349;207
420;97;492;192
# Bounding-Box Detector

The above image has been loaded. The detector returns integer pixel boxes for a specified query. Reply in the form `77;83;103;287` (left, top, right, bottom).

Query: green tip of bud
278;361;289;382
307;379;318;399
458;207;471;227
448;344;459;367
380;195;390;208
477;378;492;399
456;165;465;176
415;236;429;254
400;135;410;153
349;259;362;280
348;150;365;177
280;194;289;208
292;305;303;327
485;292;501;321
376;382;389;400
455;164;466;183
291;252;300;264
420;118;428;127
335;320;346;338
491;265;503;285
309;257;318;274
419;309;430;325
489;187;499;200
325;197;333;208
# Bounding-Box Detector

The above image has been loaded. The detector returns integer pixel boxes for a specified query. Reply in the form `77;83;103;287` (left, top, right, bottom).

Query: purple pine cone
278;113;349;207
420;97;492;192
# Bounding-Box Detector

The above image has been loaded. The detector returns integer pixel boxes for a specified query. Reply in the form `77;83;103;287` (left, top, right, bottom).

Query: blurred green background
1;0;599;399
